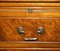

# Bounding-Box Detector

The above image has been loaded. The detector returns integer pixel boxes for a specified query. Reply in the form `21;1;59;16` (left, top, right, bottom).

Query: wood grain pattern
0;1;60;51
0;48;60;51
0;43;60;50
0;7;60;17
0;0;60;2
0;3;60;7
0;19;60;51
0;42;60;51
0;42;60;48
0;19;60;42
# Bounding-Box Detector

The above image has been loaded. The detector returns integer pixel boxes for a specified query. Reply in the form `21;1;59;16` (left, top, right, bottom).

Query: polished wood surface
0;3;60;7
0;0;60;51
0;42;60;51
0;0;60;1
0;19;60;42
0;7;60;17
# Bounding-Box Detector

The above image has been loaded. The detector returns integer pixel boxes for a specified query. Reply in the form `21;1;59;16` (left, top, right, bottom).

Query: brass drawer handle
17;27;25;34
37;27;45;34
24;38;37;41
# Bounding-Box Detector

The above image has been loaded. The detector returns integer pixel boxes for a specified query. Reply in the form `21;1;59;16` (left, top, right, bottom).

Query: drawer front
0;7;60;18
0;19;60;42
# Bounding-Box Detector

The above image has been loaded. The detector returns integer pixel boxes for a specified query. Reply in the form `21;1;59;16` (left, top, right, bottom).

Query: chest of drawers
0;0;60;51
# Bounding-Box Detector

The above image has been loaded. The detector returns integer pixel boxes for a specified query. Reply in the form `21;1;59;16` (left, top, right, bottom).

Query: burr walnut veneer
0;0;60;51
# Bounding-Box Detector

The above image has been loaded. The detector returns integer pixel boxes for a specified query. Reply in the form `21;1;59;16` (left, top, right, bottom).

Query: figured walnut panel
0;19;60;42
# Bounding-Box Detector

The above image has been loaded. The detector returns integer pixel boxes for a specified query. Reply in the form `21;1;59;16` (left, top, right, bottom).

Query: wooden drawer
0;19;60;42
0;2;60;51
0;18;60;51
0;7;60;18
